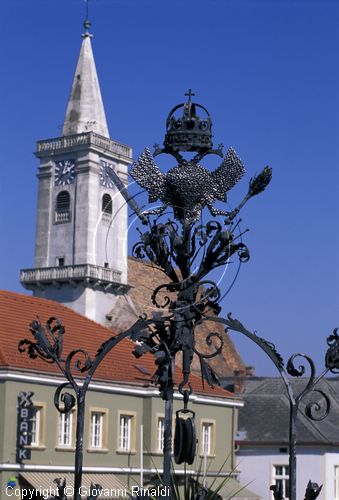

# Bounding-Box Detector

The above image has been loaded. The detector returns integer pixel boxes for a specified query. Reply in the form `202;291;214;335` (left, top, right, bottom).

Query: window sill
101;215;112;225
116;449;137;455
199;454;216;459
87;448;109;454
148;450;174;456
55;446;76;452
28;445;46;451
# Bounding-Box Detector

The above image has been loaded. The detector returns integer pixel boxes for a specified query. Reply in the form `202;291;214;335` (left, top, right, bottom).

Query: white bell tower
20;21;130;324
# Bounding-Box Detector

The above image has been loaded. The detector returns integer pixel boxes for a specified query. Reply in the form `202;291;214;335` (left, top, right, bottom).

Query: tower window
55;191;71;223
102;193;112;215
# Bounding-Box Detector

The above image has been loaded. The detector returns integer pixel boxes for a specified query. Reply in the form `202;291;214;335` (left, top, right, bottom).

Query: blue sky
1;0;338;376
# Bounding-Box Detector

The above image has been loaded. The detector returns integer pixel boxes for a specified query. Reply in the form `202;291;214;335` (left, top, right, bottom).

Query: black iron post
289;402;297;500
74;394;86;500
163;385;174;496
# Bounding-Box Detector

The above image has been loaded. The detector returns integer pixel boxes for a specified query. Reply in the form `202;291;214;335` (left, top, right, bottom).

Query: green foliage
130;456;246;500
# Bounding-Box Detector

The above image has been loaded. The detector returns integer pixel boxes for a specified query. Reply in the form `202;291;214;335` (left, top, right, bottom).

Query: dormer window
55;191;71;223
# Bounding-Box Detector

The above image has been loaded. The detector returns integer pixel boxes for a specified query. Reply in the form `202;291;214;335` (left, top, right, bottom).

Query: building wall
324;451;339;500
0;375;238;499
0;383;5;464
237;446;339;500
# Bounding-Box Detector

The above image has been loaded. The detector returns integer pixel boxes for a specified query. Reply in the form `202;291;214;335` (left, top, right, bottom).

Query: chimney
233;369;246;393
245;365;255;377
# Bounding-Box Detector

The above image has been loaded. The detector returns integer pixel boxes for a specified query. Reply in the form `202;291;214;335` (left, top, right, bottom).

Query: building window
273;465;290;500
156;416;165;452
102;194;112;215
90;411;105;449
55;191;71;223
29;404;45;448
57;257;65;267
58;412;73;447
119;414;135;451
201;422;213;456
30;407;41;446
335;466;339;500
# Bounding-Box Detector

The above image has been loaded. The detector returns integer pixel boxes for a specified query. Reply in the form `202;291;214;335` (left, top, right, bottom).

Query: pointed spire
62;21;109;138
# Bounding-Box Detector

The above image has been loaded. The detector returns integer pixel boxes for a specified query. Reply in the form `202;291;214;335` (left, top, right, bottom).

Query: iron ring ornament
18;92;337;500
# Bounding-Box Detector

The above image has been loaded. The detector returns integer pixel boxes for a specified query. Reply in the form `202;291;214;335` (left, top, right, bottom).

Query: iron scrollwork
20;92;273;498
19;92;337;500
19;315;156;500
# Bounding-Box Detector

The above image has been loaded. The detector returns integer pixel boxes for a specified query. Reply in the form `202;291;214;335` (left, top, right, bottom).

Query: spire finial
82;0;93;38
185;89;195;102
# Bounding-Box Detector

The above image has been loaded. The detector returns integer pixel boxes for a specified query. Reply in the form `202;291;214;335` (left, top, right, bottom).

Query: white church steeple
20;21;131;325
62;22;109;137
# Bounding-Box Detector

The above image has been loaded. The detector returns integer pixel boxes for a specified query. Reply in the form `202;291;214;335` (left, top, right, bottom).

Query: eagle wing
211;147;245;200
130;147;165;202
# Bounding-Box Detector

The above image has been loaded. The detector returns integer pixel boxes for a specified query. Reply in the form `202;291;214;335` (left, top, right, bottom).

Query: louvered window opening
102;194;112;215
55;191;71;223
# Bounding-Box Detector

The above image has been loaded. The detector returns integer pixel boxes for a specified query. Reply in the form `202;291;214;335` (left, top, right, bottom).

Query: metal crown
160;90;214;155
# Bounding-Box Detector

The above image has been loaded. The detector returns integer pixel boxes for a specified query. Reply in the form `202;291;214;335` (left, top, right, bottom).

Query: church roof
106;257;246;379
62;31;109;137
0;290;236;400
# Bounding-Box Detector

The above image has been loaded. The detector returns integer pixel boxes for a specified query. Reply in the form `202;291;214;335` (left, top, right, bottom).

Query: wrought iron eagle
130;147;246;222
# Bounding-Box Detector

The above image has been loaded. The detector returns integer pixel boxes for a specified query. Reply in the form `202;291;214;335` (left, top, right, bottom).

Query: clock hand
107;169;148;225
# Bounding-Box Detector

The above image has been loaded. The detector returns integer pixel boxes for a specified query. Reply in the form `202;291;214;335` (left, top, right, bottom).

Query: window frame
117;411;136;453
334;465;339;500
200;419;215;457
88;408;108;452
101;193;113;218
56;257;65;267
156;415;165;453
55;190;71;224
272;464;290;500
29;402;46;450
57;410;75;449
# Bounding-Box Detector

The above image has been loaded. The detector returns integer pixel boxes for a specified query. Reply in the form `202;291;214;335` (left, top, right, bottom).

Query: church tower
20;21;130;324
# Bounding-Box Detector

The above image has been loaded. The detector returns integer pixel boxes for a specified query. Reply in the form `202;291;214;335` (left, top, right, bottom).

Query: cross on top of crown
185;89;195;102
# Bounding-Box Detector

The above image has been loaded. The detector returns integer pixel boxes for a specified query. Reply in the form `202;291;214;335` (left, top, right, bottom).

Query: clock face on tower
100;160;116;189
55;160;76;186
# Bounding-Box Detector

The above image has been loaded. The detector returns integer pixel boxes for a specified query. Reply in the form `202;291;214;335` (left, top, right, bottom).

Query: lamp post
19;92;337;500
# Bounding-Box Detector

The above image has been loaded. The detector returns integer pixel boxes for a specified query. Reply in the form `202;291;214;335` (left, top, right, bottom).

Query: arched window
102;194;112;215
55;191;71;223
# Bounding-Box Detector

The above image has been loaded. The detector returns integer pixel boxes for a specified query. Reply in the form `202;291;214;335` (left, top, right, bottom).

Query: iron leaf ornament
19;317;64;363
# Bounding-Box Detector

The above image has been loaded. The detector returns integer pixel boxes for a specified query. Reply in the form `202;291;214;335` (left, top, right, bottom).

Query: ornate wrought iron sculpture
19;92;337;500
131;90;271;222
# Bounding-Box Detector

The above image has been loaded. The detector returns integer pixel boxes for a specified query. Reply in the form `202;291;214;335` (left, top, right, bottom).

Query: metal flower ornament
19;91;338;500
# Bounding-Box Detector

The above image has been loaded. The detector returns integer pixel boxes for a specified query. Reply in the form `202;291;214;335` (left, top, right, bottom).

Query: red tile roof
0;290;234;399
